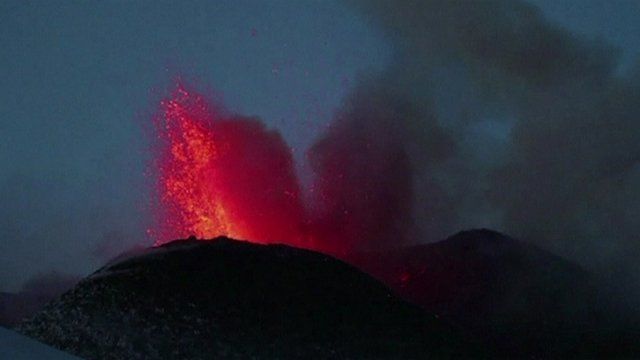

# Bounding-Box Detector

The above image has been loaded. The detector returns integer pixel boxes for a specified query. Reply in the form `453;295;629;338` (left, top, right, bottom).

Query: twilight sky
1;0;639;291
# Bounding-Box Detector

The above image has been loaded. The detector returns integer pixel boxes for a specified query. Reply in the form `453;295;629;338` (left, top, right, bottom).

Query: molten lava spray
152;83;307;247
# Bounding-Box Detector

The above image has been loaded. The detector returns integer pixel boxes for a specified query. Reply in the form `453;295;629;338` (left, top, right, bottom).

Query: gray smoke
328;0;640;279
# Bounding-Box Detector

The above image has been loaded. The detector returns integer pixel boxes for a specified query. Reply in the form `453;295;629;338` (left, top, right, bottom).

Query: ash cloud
309;83;419;253
320;0;640;278
307;74;459;254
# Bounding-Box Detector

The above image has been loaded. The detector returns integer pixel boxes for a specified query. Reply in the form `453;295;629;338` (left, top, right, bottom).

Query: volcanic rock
346;229;640;358
19;237;481;359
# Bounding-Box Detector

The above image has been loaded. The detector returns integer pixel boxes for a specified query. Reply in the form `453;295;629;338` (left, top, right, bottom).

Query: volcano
19;237;482;359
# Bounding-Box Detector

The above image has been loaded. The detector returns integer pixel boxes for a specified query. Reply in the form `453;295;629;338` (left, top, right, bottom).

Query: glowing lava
152;83;307;246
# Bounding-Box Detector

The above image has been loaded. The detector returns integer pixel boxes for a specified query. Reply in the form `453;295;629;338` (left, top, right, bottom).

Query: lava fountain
151;83;308;247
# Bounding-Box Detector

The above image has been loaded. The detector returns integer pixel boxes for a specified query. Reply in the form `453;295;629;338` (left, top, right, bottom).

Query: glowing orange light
153;85;245;244
152;82;308;247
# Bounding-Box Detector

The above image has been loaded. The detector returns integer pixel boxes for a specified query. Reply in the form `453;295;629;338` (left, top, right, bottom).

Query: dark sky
1;0;639;291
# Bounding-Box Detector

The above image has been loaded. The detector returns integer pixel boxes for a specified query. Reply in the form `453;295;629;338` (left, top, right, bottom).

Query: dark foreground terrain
19;237;481;359
347;229;640;358
16;230;640;358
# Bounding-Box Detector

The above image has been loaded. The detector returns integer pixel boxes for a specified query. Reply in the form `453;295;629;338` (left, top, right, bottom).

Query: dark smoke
313;0;640;284
308;84;415;253
307;78;458;253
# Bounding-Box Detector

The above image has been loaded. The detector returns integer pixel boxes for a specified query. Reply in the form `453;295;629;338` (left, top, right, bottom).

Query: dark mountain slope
346;229;640;358
19;237;481;359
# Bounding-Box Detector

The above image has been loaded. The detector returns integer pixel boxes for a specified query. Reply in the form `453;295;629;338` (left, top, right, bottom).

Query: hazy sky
1;0;638;291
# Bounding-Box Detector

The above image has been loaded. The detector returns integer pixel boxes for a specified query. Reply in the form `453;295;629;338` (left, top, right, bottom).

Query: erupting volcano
150;80;413;256
151;83;308;247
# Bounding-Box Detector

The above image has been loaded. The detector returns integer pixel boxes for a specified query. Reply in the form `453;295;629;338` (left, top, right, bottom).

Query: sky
0;0;639;291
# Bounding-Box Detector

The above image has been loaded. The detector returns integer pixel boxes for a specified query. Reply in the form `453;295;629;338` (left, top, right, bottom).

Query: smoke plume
307;80;454;253
340;0;640;279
